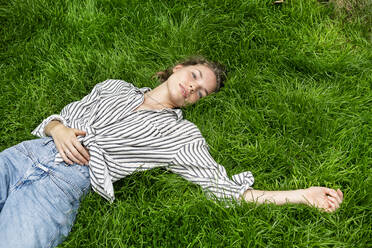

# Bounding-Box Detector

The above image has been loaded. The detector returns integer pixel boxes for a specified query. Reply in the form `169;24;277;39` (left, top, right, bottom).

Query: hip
3;137;91;199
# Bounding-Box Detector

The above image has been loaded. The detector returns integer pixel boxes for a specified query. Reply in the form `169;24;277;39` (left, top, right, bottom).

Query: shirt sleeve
169;139;254;203
31;79;131;137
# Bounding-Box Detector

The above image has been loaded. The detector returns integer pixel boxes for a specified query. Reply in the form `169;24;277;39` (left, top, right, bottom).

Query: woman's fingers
66;143;88;165
326;188;342;205
72;128;86;137
325;204;335;213
62;144;81;165
72;139;90;162
327;195;340;209
72;128;90;164
337;189;344;201
320;200;333;213
57;144;74;165
323;197;336;212
325;188;337;198
324;187;346;212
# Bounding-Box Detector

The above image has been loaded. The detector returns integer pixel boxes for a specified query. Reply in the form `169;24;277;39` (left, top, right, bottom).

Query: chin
182;100;194;107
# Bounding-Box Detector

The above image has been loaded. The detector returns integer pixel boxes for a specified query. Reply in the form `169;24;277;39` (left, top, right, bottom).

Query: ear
172;64;184;73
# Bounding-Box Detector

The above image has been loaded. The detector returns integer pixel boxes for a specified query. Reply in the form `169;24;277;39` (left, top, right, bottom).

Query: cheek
170;83;186;105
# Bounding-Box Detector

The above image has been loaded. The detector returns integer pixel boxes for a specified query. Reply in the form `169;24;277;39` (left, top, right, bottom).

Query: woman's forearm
241;189;306;205
241;187;344;212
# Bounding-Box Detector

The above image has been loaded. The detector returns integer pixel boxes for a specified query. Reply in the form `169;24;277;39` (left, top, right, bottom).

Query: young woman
0;57;343;248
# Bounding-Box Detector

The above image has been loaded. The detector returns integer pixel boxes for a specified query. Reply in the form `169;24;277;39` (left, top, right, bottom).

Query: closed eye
192;72;197;79
198;90;203;98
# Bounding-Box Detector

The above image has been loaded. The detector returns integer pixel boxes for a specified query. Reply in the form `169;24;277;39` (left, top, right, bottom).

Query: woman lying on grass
0;56;343;248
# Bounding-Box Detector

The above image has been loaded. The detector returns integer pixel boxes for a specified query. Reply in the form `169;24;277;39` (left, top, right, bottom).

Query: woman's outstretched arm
170;140;344;212
241;187;344;212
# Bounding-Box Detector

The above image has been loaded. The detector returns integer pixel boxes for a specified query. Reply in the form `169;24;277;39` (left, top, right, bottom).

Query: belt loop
36;163;50;172
43;137;53;145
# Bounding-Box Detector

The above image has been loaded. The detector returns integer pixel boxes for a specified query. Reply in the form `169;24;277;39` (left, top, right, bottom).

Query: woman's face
166;64;217;107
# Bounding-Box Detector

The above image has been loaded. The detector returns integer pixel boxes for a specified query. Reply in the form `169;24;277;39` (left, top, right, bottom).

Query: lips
179;84;189;98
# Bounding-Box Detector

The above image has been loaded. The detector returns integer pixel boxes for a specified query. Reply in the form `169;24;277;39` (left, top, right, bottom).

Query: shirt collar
137;86;183;121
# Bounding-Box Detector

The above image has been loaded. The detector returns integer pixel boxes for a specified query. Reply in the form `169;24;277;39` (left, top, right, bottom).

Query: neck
144;82;176;110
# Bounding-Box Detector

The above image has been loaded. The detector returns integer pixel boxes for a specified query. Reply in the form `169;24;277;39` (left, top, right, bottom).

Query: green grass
1;0;371;247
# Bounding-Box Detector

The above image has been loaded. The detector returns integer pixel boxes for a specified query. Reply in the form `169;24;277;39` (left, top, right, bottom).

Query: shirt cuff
31;114;68;137
231;171;255;201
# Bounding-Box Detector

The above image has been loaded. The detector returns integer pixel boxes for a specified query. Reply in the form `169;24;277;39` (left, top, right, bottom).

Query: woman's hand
47;122;90;165
303;187;344;212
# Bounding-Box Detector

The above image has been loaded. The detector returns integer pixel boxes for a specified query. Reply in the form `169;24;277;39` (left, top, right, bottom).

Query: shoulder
97;79;137;95
177;119;206;141
151;113;210;149
99;79;134;88
175;120;212;152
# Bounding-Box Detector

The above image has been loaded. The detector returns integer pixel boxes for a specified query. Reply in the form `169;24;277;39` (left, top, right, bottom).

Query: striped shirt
32;79;254;203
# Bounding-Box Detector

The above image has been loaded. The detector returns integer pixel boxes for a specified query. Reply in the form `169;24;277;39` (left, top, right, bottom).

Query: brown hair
154;56;226;92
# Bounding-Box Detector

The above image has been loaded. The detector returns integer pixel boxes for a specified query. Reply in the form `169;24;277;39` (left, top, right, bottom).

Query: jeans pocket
42;137;58;157
13;141;29;157
20;138;57;166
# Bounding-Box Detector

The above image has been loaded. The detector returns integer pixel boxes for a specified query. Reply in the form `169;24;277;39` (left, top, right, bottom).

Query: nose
187;81;198;93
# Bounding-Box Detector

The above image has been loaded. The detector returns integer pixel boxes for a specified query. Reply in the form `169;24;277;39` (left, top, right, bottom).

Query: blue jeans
0;137;91;248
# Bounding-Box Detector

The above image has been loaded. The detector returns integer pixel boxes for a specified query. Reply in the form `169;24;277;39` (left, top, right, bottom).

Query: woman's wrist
293;189;307;204
45;120;65;137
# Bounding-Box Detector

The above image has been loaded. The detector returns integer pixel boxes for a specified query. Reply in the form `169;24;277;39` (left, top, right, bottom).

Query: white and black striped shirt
32;79;254;203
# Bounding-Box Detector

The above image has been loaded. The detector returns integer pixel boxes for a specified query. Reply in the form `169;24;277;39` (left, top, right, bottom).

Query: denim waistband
18;137;91;195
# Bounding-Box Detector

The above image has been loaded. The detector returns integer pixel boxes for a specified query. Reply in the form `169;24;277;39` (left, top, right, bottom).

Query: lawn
0;0;371;247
